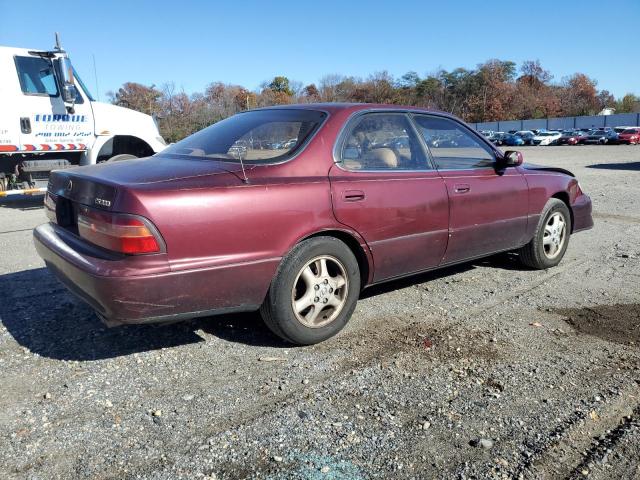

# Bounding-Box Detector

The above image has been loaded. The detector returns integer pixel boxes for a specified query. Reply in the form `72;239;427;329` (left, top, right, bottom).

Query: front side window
339;113;428;170
413;115;495;170
15;56;59;96
163;109;326;164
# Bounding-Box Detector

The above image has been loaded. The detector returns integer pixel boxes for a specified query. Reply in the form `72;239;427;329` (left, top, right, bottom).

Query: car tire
518;198;571;270
260;237;361;345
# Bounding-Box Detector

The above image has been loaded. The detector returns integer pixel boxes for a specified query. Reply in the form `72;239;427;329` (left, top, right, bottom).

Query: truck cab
0;40;166;192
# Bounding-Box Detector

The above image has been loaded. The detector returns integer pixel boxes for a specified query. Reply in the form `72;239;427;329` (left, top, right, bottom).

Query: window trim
410;113;498;172
14;55;61;98
332;110;435;173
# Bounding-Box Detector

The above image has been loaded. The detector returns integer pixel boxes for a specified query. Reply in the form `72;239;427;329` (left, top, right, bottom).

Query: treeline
107;59;640;143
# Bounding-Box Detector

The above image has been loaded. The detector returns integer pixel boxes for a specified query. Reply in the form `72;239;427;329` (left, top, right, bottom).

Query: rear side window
164;109;326;164
339;113;429;170
15;56;59;96
413;115;495;170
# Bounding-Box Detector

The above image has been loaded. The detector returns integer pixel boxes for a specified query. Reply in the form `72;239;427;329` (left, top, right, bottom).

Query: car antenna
238;147;249;184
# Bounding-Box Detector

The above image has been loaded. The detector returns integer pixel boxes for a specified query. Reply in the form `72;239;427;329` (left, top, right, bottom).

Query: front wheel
260;237;361;345
518;198;571;269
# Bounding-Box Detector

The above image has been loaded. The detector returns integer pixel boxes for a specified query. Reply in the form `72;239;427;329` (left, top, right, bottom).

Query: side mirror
58;56;76;104
502;150;524;167
61;83;77;103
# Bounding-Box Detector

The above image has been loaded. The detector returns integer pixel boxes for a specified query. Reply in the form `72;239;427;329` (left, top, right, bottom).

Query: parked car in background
515;131;536;145
502;133;525;146
617;128;640;145
582;130;619;144
489;132;507;145
557;130;587;145
33;103;593;345
613;126;636;134
533;131;562;146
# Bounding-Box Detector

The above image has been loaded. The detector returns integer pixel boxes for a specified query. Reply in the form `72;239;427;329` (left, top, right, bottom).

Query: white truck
0;35;166;195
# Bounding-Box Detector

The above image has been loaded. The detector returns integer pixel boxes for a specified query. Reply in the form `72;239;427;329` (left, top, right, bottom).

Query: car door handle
454;184;470;194
20;117;31;134
343;190;365;202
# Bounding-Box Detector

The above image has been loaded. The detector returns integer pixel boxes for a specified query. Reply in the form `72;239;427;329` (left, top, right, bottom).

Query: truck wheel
518;198;571;269
260;237;361;345
107;154;137;162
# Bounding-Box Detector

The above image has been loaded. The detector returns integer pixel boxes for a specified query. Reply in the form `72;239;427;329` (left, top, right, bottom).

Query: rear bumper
33;223;277;325
572;194;593;233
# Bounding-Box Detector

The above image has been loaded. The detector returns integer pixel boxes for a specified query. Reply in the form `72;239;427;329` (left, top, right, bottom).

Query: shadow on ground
1;253;529;361
0;196;45;210
0;268;282;362
587;161;640;171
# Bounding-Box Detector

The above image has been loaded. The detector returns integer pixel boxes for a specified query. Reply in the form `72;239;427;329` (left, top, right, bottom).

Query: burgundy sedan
34;104;593;345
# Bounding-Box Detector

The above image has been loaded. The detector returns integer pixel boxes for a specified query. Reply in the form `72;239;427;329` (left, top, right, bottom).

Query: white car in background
533;131;562;146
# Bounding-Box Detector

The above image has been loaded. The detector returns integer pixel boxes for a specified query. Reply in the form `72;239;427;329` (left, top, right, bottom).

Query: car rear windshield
622;129;639;134
163;109;327;164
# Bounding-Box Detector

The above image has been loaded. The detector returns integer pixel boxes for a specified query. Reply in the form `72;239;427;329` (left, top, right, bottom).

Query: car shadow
1;253;529;361
0;268;282;362
0;196;45;210
586;161;640;171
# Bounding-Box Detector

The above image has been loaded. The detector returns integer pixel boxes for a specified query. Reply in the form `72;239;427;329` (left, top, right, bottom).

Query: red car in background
557;130;588;145
34;104;593;345
558;130;587;145
617;128;640;145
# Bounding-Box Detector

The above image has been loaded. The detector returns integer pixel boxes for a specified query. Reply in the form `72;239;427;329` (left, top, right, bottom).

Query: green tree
617;93;640;113
268;76;293;96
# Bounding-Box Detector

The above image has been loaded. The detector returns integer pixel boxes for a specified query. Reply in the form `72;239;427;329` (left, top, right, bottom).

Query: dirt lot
1;145;639;479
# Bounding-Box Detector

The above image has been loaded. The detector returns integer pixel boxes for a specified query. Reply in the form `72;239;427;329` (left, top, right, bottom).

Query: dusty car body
34;104;593;344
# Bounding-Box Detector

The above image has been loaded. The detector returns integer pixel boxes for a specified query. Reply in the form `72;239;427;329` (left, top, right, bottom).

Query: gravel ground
0;145;639;479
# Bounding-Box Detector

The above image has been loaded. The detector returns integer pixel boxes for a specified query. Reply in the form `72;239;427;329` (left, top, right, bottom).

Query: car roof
251;102;453;117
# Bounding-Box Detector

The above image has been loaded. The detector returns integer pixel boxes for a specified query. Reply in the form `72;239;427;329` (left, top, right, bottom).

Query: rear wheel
518;198;571;269
260;237;361;345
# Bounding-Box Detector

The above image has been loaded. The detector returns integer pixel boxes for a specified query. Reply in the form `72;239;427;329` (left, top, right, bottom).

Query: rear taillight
44;192;57;224
77;206;162;254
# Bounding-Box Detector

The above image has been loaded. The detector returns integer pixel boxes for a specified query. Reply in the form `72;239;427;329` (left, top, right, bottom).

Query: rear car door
329;112;449;282
13;54;93;154
412;114;529;265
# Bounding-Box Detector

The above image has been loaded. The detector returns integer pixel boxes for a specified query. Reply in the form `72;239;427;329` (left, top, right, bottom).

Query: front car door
412;114;529;265
329;112;449;282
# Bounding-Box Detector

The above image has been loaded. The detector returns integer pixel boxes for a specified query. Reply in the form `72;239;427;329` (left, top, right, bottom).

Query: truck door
13;54;93;155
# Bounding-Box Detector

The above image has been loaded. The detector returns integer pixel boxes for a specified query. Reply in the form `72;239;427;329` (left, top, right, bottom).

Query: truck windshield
163;109;327;164
73;69;95;101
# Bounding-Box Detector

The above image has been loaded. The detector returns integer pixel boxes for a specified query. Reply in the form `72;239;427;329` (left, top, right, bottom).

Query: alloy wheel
543;212;567;259
291;255;349;328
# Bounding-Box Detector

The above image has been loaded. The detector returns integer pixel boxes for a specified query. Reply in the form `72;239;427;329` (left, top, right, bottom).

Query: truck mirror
62;83;77;103
58;56;76;104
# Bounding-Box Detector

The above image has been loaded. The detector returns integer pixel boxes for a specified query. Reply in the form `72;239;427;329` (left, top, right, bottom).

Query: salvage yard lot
1;145;639;479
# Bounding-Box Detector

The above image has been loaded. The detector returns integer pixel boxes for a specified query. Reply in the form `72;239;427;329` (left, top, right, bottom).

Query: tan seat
362;147;398;169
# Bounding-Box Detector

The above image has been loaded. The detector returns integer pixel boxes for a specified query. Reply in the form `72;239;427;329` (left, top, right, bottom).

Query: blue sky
1;0;638;100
